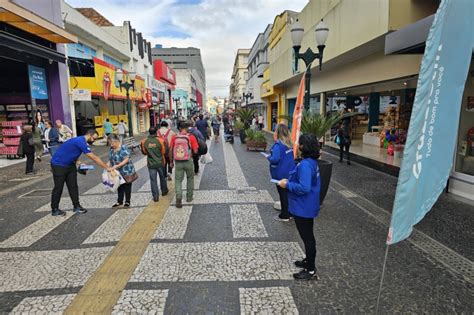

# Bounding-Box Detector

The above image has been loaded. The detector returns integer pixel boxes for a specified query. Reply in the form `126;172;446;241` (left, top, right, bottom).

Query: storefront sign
388;0;473;245
380;96;400;113
72;89;92;101
28;65;48;100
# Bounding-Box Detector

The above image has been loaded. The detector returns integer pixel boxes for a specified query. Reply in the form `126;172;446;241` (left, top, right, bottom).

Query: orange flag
291;73;306;158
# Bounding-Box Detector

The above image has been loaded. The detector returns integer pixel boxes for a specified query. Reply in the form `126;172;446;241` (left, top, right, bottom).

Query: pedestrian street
0;134;472;314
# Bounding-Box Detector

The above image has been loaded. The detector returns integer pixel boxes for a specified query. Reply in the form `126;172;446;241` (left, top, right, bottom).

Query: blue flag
387;0;474;245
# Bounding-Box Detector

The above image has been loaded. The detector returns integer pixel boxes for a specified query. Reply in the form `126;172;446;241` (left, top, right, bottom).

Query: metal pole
126;89;133;137
304;64;312;111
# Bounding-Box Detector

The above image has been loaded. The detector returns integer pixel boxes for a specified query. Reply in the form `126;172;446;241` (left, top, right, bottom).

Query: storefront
70;57;146;137
153;59;176;118
0;1;76;157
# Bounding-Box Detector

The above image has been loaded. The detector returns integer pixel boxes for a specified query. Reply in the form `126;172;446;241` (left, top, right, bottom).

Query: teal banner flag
387;0;474;245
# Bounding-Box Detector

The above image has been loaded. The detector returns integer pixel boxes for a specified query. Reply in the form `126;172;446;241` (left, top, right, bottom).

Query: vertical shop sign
387;0;474;245
28;65;48;100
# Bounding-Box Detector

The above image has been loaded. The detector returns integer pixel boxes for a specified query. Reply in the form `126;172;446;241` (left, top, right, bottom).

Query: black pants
118;183;132;204
193;155;200;174
294;215;317;272
276;185;290;219
51;164;80;210
25;152;34;174
339;143;351;162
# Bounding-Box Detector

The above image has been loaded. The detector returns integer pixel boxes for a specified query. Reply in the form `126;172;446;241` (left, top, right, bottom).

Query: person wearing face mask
50;129;110;217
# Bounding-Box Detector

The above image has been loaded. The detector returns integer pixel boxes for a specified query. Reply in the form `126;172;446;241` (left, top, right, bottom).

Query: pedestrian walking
158;120;176;180
272;115;277;131
258;114;264;130
50;129;110;216
20;125;35;175
44;121;60;157
117;119;128;141
140;127;168;202
109;134;138;208
196;114;209;140
337;123;351;165
278;134;321;280
211;116;221;143
104;118;114;138
267;124;295;222
56;120;73;143
189;124;206;174
170;120;199;208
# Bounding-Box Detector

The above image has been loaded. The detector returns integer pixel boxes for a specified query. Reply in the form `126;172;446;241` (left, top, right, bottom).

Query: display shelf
1;129;22;136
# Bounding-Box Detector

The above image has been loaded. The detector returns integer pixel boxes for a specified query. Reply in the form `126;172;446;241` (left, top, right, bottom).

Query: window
104;55;122;69
67;42;96;59
244;71;248;81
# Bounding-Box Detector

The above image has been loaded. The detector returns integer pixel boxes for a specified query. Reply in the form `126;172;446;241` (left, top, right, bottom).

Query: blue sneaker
52;209;66;217
73;206;87;214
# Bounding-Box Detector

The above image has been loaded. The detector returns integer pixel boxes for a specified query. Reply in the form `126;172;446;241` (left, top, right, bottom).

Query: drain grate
330;180;473;284
18;189;51;198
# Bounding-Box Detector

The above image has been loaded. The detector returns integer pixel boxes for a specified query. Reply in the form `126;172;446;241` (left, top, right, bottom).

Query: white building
229;49;250;109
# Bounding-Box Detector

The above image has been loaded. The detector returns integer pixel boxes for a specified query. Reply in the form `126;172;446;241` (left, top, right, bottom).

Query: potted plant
233;120;245;136
236;108;256;144
245;129;267;151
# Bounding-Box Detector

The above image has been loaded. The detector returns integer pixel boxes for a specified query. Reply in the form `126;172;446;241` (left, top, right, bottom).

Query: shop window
104;55;122;69
68;57;95;77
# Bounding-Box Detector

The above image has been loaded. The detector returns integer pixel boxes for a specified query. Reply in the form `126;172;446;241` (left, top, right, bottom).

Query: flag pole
375;244;390;314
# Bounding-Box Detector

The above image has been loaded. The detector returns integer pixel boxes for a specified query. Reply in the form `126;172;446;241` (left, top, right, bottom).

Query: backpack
189;128;207;155
158;129;171;146
173;134;191;161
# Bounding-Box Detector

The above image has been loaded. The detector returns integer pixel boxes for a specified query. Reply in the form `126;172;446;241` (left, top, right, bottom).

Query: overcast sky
66;0;309;98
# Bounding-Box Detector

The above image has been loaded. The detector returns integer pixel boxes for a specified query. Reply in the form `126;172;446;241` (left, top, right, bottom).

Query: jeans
51;164;80;211
294;215;317;272
117;183;132;204
276;185;290;219
149;166;168;200
25;152;34;174
49;146;58;158
193;155;200;174
175;159;194;201
339;143;351;162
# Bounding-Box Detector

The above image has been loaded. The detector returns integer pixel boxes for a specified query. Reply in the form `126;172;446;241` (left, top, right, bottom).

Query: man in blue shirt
50;129;110;216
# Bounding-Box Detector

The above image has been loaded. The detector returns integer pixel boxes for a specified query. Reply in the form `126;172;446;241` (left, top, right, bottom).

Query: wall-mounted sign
72;89;92;101
28;65;48;100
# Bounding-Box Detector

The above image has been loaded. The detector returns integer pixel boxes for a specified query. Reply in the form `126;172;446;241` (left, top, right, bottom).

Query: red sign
153;60;176;85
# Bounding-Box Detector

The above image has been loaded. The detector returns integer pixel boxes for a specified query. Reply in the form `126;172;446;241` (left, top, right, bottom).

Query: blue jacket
267;141;295;180
48;128;60;147
287;158;321;218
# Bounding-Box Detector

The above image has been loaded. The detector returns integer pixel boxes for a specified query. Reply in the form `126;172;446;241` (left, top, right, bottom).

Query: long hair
275;123;293;148
299;133;320;160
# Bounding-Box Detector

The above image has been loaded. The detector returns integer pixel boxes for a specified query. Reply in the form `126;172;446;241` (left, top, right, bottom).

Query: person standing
258;114;264;130
44;121;60;157
104;118;113;138
170;121;199;208
272;115;277;131
267;124;295;222
196;114;209;140
109;134;137;208
211;116;221;143
20;125;35;175
117;119;128;141
50;129;110;216
56;120;73;143
141;127;168;202
158;120;175;180
278;134;321;280
337;124;351;165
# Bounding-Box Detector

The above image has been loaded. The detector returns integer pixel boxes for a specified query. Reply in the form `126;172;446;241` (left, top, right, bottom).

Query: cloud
65;0;309;97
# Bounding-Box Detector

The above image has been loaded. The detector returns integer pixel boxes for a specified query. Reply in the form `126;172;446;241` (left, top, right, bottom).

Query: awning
0;0;77;44
385;14;434;55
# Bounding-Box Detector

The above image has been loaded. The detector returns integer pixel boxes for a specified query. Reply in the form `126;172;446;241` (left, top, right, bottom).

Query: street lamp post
242;92;252;107
116;69;136;136
291;19;329;111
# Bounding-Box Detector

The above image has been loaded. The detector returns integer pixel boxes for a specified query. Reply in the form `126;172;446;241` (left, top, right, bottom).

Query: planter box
246;141;267;151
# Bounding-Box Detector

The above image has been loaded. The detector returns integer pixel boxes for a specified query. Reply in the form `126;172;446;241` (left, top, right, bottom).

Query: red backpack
173;134;191;161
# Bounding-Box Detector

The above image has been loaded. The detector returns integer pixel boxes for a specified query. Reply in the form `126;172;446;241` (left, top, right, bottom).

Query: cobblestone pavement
0;132;472;313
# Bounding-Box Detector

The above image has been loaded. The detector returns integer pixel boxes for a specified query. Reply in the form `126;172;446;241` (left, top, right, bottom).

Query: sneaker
162;191;168;196
167;175;172;181
176;199;183;208
36;156;42;162
294;259;307;269
73;206;87;214
273;215;290;222
112;202;123;208
186;197;193;203
293;269;319;280
52;209;66;216
124;202;130;208
153;197;159;202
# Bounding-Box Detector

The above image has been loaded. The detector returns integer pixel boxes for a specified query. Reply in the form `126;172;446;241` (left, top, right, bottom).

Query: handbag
123;172;138;183
17;142;24;157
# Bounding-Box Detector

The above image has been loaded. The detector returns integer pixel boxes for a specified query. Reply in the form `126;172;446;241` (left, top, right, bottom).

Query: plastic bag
102;170;122;192
200;153;213;164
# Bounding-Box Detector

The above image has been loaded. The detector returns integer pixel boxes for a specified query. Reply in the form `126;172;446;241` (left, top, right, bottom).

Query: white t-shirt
258;115;264;124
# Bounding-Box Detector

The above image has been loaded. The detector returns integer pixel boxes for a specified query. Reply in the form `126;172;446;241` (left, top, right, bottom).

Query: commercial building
229;49;250;109
152;59;176;124
63;4;153;137
0;0;77;157
151;46;205;116
258;0;472;200
245;24;272;129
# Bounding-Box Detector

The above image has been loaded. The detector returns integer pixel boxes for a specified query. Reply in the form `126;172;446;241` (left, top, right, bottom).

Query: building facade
229;49;250;109
151;46;206;112
0;0;77;157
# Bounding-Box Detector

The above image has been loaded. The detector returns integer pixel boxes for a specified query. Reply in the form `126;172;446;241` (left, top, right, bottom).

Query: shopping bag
200;153;213;164
102;170;121;192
